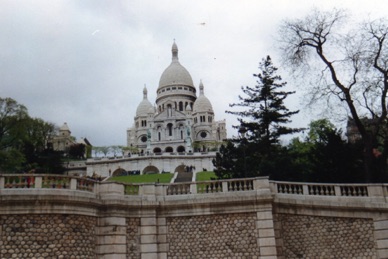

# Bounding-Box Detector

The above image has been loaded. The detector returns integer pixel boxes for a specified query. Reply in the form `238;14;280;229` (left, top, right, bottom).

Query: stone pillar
139;185;168;259
140;216;169;259
156;217;169;259
256;207;278;259
96;216;127;259
140;216;158;259
374;217;388;258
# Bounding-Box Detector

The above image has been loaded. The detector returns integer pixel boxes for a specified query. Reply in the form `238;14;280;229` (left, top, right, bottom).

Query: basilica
127;42;227;154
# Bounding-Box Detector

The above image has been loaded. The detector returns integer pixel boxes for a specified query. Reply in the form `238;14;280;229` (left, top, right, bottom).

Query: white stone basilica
127;42;227;154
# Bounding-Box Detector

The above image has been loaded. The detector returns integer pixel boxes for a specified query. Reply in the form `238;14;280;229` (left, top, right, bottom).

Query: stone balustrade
1;174;388;200
0;174;97;192
1;175;388;258
270;180;387;198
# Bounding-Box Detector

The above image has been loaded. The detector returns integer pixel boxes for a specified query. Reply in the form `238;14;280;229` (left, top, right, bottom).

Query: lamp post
238;126;247;178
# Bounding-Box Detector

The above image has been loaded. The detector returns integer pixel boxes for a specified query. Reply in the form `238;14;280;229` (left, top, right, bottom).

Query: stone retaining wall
167;213;260;258
0;214;96;259
1;177;388;258
276;214;377;258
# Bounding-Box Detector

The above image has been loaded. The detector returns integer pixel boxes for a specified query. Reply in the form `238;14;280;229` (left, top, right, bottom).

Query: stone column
140;216;158;259
256;207;278;259
140;216;169;259
96;182;127;258
139;185;168;259
374;217;388;258
96;216;127;259
157;217;169;259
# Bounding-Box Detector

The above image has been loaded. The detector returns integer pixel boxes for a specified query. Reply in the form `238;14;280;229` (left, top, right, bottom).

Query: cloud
1;0;387;146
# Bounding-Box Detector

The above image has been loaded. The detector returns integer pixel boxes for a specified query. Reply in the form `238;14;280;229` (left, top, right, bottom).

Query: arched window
179;102;183;111
167;123;173;136
177;146;185;152
158;132;161;141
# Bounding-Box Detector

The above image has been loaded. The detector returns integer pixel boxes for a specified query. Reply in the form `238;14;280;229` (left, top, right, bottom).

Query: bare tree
279;9;388;182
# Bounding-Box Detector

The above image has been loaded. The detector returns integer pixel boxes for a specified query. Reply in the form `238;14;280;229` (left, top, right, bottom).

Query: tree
228;56;301;149
215;56;301;177
287;119;364;183
93;146;110;157
0;97;65;173
279;9;388;182
68;143;86;159
0;97;28;150
110;145;122;157
24;117;55;152
213;141;239;179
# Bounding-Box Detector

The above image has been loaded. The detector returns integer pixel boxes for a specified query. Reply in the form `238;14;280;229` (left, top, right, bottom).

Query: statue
147;129;151;139
146;129;151;154
186;125;192;152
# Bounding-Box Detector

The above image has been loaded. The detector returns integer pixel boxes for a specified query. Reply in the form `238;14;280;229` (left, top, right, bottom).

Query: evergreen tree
227;56;301;150
215;56;302;178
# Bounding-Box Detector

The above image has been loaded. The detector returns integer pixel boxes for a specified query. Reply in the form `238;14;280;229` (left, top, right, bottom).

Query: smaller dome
60;122;71;132
136;86;153;116
193;80;213;113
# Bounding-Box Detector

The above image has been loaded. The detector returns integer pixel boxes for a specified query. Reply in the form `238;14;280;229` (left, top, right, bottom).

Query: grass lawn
109;173;173;184
195;171;217;181
109;171;217;184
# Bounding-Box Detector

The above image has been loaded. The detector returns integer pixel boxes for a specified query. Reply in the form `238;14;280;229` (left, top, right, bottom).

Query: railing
1;175;387;201
272;181;379;198
167;183;191;195
168;178;255;195
228;179;254;192
42;176;70;189
197;181;223;194
0;174;97;193
3;175;35;188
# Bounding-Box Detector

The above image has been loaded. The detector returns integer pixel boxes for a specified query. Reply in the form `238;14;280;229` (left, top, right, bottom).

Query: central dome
158;42;194;89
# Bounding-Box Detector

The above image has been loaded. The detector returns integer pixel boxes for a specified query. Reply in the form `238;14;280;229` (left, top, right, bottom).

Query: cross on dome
172;40;178;61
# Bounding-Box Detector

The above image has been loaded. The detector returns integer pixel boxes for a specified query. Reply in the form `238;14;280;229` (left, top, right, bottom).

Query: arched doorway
142;165;159;174
177;146;185;152
165;146;173;152
174;165;187;173
112;168;126;177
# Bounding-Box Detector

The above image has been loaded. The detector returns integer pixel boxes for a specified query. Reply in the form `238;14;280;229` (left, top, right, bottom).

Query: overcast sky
1;0;387;146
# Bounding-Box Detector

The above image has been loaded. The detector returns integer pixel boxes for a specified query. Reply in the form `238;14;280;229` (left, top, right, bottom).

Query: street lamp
238;126;247;178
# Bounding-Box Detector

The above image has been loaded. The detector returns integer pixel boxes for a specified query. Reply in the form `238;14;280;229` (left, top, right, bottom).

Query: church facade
127;42;227;155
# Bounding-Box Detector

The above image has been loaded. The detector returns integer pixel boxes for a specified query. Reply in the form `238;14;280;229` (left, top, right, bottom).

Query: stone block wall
0;214;96;259
276;214;377;258
167;213;260;258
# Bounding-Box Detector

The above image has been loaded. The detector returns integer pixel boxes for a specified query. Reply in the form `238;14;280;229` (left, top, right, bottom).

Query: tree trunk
363;140;374;183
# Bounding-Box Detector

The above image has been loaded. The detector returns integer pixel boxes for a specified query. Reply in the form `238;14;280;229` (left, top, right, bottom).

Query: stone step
174;172;193;183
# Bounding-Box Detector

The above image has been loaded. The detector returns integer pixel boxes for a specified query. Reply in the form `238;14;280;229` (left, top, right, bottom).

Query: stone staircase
174;172;193;183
